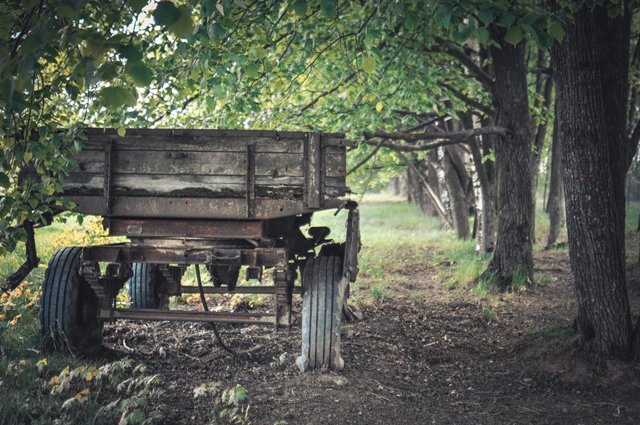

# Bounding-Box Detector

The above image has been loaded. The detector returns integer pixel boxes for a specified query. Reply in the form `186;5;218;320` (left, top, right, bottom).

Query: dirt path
102;249;640;424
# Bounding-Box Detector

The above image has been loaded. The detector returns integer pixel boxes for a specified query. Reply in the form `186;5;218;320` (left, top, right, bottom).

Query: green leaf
498;12;516;28
361;56;377;74
117;44;143;62
476;27;490;45
504;25;523;45
0;173;9;188
205;95;216;111
170;7;194;39
233;385;247;402
127;409;145;425
153;1;180;27
117;127;126;137
435;4;453;29
100;86;136;108
244;63;260;78
292;0;307;17
254;47;267;59
548;21;565;42
320;0;336;18
208;22;226;39
96;62;120;82
129;0;147;12
125;61;153;87
477;6;493;26
375;102;383;112
57;1;79;19
404;15;417;31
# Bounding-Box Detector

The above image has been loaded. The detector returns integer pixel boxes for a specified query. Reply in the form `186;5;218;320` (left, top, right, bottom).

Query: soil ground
101;248;640;425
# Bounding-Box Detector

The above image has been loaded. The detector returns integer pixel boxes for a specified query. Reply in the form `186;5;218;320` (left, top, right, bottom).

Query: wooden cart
12;128;360;371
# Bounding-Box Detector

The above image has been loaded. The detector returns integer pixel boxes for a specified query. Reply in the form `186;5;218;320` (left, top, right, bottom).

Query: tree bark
530;73;554;244
439;146;470;239
546;112;565;247
551;4;634;360
406;166;433;215
482;29;534;289
460;110;496;252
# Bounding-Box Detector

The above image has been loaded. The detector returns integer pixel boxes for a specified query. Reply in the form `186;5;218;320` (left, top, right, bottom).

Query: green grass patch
533;272;553;286
532;323;573;341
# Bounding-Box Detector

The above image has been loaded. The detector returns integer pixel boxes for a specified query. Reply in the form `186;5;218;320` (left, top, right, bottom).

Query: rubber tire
40;247;102;354
208;265;241;291
297;256;344;371
128;263;168;309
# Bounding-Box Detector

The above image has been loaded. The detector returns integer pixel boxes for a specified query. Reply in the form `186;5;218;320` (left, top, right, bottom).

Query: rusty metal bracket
0;221;40;295
274;267;295;330
99;308;275;325
303;132;324;209
102;139;114;229
246;143;256;219
343;204;360;283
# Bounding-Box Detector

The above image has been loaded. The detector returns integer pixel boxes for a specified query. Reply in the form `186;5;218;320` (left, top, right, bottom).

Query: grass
531;323;574;341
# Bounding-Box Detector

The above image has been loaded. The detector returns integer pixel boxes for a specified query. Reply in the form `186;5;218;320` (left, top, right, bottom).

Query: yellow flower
36;358;48;372
9;314;21;326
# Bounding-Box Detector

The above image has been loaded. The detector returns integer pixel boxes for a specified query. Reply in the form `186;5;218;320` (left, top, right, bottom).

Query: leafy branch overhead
0;0;637;257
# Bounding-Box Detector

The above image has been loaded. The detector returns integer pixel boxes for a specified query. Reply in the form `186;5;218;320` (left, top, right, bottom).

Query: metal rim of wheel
296;255;345;372
208;265;241;291
128;263;169;309
40;247;102;353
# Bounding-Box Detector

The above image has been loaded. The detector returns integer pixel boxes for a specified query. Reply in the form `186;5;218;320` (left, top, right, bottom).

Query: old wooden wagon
6;128;360;371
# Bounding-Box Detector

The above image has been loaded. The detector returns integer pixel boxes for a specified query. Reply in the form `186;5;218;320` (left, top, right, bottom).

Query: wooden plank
67;195;343;219
74;150;246;175
256;152;344;178
82;137;306;154
83;127;345;139
63;173;347;193
247;143;256;218
64;174;246;197
73;149;346;178
304;133;323;208
81;134;347;155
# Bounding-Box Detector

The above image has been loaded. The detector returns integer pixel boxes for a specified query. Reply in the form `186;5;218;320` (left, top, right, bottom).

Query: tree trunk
406;166;432;215
468;138;496;253
461;111;496;253
530;73;554;244
551;4;634;360
482;29;534;289
546;112;565;247
439;146;470;239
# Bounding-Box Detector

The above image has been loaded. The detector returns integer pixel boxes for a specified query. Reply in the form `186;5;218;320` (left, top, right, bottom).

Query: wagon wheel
128;263;169;309
296;255;345;372
40;247;103;353
208;265;241;291
319;244;360;322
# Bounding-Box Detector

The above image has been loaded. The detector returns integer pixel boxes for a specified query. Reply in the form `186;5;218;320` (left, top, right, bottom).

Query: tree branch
394;150;453;228
297;72;356;115
150;93;200;126
365;138;469;152
364;125;508;143
428;38;495;92
346;138;384;176
439;82;494;116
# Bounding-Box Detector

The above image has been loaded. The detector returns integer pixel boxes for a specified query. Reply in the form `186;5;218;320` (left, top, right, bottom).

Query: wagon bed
64;128;354;220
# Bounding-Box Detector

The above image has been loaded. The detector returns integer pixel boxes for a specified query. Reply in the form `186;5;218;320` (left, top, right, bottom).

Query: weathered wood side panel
72;150;345;177
67;195;343;220
63;128;352;219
